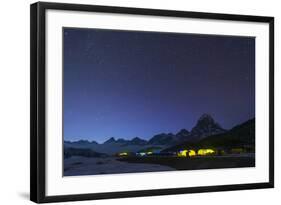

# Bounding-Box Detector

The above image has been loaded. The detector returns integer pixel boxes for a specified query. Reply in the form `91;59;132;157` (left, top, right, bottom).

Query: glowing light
188;150;196;157
147;151;153;155
177;150;188;157
136;152;146;157
118;152;128;156
198;149;215;156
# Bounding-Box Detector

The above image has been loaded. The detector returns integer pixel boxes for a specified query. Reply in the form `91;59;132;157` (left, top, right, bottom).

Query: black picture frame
30;2;274;203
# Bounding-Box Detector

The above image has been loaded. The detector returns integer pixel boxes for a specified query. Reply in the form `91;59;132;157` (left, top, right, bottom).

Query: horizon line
64;116;255;144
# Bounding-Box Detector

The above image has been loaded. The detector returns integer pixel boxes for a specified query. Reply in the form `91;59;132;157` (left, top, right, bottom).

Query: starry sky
63;28;255;143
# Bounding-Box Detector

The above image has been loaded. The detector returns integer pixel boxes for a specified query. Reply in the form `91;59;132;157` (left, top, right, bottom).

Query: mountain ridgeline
64;114;255;155
163;118;255;152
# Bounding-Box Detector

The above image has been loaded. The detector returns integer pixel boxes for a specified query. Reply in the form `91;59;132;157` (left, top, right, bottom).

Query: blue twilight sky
63;28;255;143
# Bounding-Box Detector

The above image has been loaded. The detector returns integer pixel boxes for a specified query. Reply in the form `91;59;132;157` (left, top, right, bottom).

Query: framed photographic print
30;2;274;203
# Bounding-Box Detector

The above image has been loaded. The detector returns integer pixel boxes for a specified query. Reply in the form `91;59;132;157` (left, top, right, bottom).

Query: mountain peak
148;133;175;145
175;129;191;142
129;137;147;145
176;129;190;136
191;114;225;139
74;140;91;144
104;137;116;144
103;137;147;145
198;113;215;122
131;137;142;141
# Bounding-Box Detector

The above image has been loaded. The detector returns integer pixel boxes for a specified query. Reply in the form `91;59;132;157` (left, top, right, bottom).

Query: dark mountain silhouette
66;139;98;145
148;133;175;145
116;138;130;144
190;114;225;140
175;129;191;141
147;114;226;145
128;137;147;145
199;118;255;147
163;118;255;152
63;114;256;155
104;137;117;144
65;114;226;147
103;137;147;145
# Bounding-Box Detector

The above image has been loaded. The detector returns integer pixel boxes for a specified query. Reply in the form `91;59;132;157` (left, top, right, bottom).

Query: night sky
63;28;255;143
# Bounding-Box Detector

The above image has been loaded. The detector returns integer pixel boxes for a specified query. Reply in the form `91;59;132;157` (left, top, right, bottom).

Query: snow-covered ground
64;156;175;176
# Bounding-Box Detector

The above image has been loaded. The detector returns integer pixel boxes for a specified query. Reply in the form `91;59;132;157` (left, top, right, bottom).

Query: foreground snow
64;156;175;176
